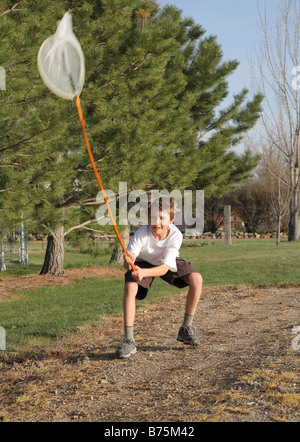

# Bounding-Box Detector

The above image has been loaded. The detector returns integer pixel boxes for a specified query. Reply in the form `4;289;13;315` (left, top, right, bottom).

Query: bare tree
232;178;272;234
257;144;292;244
249;0;300;240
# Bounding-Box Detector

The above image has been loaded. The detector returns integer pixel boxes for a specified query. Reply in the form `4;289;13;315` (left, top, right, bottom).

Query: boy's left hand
131;266;145;282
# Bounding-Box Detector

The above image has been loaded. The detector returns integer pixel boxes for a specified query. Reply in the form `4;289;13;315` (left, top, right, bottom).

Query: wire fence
0;226;29;271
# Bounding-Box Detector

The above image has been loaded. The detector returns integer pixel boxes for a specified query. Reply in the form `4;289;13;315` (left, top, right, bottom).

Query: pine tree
0;0;263;275
1;0;78;274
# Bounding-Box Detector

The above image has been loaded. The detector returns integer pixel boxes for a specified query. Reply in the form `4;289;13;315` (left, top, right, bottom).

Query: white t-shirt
127;224;183;272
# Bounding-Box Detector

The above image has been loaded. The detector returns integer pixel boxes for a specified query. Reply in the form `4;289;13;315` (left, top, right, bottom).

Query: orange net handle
75;96;136;271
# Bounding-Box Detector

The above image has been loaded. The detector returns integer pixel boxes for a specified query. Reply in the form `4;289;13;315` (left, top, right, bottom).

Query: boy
116;196;203;359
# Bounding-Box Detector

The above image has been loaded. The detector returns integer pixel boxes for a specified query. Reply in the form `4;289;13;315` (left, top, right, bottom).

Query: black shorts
124;257;198;300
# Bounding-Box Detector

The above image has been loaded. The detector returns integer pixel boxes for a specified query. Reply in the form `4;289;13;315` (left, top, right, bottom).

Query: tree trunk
288;192;299;241
110;226;130;265
40;226;65;276
288;156;299;241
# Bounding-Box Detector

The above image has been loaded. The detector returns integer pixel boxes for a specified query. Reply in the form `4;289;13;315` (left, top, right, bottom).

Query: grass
0;278;180;351
1;241;115;278
210;353;300;421
0;279;123;350
180;239;300;286
0;239;299;351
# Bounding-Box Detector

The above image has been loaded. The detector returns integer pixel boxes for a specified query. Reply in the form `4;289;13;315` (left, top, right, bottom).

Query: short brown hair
148;195;175;222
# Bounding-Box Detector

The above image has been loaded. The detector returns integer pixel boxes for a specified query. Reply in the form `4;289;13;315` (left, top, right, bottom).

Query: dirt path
0;281;299;422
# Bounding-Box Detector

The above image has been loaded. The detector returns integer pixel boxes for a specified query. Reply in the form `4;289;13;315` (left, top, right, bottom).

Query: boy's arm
132;264;170;282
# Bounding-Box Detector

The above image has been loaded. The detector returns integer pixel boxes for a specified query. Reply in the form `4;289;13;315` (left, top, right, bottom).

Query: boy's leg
183;272;202;317
116;282;138;359
177;272;202;346
123;282;138;327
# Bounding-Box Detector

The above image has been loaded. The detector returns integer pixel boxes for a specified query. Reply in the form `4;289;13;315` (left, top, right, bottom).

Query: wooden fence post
224;205;232;246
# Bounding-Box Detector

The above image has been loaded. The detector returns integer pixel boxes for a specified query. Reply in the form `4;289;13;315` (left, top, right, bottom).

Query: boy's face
148;208;174;239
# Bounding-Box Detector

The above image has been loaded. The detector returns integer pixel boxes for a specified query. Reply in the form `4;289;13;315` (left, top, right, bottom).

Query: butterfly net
37;12;136;270
38;12;85;100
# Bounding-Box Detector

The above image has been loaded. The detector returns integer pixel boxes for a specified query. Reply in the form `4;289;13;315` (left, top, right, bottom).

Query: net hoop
37;12;85;100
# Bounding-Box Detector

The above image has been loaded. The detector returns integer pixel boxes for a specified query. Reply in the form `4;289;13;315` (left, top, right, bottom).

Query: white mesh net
38;12;85;100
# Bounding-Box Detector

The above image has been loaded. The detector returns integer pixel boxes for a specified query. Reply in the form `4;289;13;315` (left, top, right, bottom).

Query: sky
157;0;284;152
158;0;279;98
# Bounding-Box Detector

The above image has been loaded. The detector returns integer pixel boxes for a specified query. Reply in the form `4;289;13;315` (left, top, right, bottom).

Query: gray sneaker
115;338;137;359
177;325;200;346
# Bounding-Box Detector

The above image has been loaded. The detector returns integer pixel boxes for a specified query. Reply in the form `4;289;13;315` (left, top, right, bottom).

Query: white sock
124;326;134;340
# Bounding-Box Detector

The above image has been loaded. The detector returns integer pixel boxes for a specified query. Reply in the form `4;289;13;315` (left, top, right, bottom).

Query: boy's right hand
123;251;136;270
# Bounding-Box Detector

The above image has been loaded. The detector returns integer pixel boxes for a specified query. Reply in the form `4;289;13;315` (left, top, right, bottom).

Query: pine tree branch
0;3;21;17
6;59;31;69
81;226;116;239
0;109;76;153
64;219;97;237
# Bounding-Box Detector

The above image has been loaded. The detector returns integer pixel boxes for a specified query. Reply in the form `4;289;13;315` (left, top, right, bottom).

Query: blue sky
158;0;279;98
